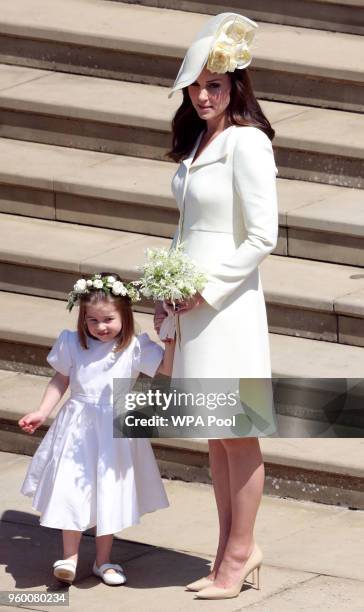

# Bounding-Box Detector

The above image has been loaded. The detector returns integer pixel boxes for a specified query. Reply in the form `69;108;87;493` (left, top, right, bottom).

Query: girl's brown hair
76;272;135;352
168;69;275;163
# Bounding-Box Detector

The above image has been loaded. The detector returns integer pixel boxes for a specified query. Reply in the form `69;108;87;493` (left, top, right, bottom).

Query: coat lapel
175;132;204;210
188;125;236;169
176;126;235;211
182;131;204;168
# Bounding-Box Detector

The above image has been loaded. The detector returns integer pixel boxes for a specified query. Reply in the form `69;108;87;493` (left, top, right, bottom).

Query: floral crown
66;274;140;312
207;17;256;74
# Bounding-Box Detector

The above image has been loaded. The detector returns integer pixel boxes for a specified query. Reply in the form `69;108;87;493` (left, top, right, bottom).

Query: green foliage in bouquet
135;244;207;304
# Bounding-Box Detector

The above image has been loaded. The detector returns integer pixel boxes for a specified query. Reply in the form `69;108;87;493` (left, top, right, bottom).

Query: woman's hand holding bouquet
135;245;207;342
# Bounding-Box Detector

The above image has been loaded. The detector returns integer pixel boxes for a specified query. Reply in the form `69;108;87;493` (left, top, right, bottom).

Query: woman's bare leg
208;439;232;577
213;437;264;589
62;530;82;563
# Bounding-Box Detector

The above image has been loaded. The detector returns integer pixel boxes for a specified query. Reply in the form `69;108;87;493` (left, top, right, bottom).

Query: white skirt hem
24;496;169;537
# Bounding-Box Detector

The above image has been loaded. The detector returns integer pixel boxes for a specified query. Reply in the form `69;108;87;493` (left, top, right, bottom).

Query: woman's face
188;67;231;122
85;301;122;342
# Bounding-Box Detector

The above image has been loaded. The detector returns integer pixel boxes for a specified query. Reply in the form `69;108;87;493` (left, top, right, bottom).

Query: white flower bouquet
135;245;208;341
136;244;207;303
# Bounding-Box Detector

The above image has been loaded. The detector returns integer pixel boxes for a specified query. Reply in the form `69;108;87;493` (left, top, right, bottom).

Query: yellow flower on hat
206;17;255;74
225;20;248;42
235;42;251;63
207;44;232;73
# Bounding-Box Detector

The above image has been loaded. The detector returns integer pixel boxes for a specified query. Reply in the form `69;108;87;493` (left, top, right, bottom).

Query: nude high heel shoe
196;543;262;600
185;576;214;591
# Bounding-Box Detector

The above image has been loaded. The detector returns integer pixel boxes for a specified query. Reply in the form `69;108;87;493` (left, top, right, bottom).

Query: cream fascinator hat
169;12;258;98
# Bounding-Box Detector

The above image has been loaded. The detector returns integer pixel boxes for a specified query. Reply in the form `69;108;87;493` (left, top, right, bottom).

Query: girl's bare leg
213;437;265;589
95;534;118;575
208;439;232;578
62;530;82;562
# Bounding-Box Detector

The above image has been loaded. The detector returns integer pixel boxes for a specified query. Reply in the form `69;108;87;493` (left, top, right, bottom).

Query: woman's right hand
18;411;46;435
153;300;168;334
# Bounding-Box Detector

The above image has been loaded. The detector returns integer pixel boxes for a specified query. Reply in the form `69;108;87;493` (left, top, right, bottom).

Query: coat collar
182;125;236;169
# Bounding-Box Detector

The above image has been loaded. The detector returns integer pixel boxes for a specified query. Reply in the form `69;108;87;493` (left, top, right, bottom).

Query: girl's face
85;301;122;342
188;67;231;122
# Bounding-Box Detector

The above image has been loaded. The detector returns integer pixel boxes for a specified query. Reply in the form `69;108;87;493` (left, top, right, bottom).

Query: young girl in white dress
19;272;174;586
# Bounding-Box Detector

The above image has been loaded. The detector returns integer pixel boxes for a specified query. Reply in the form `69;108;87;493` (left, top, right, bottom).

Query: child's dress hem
32;500;170;537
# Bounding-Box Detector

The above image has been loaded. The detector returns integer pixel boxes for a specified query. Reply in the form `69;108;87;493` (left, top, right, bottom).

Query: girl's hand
18;411;46;435
167;292;206;314
154;301;168;334
18;372;69;435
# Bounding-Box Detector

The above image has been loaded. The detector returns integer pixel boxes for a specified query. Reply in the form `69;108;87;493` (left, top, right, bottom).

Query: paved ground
0;450;364;611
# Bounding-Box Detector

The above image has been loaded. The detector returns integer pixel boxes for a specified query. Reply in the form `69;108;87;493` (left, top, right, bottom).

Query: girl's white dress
21;330;169;536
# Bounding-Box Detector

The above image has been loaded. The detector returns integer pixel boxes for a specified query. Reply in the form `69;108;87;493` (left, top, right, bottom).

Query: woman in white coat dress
154;13;278;600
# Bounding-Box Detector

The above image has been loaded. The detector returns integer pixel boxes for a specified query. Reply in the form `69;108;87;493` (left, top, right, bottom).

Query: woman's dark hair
77;272;135;352
168;69;275;163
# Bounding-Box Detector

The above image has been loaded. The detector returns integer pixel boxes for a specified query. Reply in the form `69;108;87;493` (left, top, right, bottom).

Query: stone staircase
2;212;364;346
1;1;363;110
0;0;364;505
120;0;364;35
1;64;363;185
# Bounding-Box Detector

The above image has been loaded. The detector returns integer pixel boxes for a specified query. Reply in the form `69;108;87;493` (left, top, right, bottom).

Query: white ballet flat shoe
53;559;77;584
92;562;127;586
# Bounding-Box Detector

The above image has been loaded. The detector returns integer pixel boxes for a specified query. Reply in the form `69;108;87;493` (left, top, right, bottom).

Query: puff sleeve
133;333;164;377
201;127;278;310
47;329;72;376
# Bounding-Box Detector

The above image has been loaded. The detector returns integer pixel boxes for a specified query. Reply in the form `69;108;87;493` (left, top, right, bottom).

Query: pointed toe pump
186;576;214;591
196;543;262;600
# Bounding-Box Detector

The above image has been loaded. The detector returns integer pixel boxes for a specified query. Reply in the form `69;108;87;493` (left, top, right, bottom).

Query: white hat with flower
169;12;257;98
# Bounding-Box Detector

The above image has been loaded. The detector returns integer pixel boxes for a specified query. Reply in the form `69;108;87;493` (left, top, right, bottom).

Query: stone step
2;290;364;438
1;372;364;508
1;138;364;268
1;293;363;377
119;0;364;36
0;291;158;375
2;415;364;513
0;1;363;111
0;289;363;437
0;65;363;189
1;215;364;346
1;368;363;444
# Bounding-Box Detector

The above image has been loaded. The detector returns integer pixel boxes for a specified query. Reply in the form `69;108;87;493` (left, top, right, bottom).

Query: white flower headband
207;17;256;74
66;274;140;311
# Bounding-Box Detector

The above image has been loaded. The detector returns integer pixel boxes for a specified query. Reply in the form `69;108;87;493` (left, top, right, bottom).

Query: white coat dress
170;125;279;437
21;330;169;536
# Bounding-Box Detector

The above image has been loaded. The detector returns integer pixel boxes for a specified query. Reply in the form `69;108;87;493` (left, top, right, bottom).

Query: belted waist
69;392;113;406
